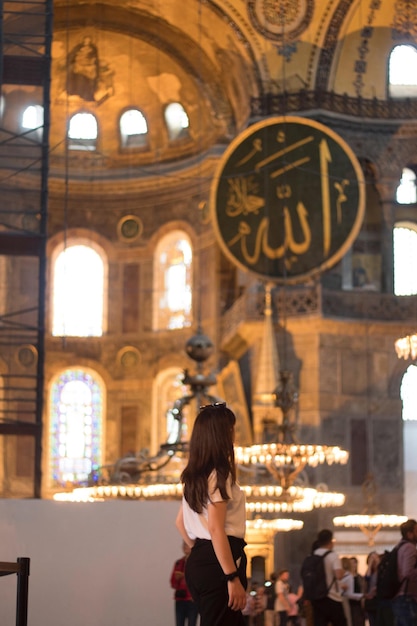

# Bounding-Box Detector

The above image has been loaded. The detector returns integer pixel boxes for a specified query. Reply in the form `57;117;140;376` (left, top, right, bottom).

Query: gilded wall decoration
315;0;357;91
352;0;382;97
392;0;417;40
247;0;313;42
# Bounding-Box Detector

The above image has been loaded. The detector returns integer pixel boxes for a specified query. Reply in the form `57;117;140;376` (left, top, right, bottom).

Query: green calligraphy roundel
210;116;365;283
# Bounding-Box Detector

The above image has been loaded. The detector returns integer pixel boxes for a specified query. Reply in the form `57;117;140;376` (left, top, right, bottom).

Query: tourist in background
391;519;417;626
340;557;365;626
264;573;277;626
170;541;199;626
275;569;291;626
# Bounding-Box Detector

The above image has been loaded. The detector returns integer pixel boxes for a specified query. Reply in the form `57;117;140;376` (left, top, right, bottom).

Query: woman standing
275;569;291;626
175;403;247;625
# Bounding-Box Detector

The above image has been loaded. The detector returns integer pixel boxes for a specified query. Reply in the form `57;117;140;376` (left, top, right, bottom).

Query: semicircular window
164;102;190;141
68;112;98;151
389;44;417;98
120;108;148;148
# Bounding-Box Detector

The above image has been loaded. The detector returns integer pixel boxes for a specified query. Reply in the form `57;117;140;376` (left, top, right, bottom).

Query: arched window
389;45;417;98
49;368;103;487
68;112;98;150
400;364;417;518
396;168;417;204
119;109;148;148
401;364;417;422
52;244;105;337
164;102;190;141
22;104;44;141
22;104;44;129
153;231;192;330
393;223;417;295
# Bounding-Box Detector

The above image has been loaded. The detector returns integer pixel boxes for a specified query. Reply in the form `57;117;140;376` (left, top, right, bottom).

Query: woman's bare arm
207;500;246;611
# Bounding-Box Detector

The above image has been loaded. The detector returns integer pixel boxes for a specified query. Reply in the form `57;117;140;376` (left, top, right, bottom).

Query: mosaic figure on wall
67;36;99;101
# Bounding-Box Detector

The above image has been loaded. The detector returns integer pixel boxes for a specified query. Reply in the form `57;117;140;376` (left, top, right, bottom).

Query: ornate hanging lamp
333;474;407;545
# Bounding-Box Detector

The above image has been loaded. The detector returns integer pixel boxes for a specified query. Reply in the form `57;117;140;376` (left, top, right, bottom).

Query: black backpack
300;550;334;601
376;540;407;600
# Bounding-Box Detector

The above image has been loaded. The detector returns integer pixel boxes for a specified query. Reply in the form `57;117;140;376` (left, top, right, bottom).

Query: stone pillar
376;180;398;294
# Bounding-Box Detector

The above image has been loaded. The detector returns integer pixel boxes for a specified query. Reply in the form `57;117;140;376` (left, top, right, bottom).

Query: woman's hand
227;578;247;611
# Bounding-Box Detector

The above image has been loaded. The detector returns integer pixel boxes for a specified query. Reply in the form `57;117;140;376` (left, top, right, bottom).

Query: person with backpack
301;528;347;626
390;518;417;626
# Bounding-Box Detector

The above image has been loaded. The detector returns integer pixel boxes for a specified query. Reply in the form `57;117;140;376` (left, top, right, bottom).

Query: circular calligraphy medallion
210;116;365;284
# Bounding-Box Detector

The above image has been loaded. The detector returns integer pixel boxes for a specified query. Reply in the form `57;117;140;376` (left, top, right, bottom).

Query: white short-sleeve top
182;470;246;540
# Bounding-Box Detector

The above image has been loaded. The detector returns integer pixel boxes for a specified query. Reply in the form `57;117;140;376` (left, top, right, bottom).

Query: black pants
175;599;199;626
312;597;347;626
185;536;247;626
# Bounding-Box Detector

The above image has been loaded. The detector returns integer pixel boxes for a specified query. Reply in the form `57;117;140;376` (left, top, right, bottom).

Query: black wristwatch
224;570;239;582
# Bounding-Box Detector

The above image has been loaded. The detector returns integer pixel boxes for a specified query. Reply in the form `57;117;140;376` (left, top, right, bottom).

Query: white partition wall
0;500;181;626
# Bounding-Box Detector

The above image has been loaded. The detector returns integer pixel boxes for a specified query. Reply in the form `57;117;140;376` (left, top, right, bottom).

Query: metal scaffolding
0;1;53;497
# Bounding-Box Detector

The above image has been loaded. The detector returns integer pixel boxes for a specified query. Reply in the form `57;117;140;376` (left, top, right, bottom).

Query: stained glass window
50;369;102;486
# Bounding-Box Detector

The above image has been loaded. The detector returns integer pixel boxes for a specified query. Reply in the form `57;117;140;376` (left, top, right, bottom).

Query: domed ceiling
44;0;416;177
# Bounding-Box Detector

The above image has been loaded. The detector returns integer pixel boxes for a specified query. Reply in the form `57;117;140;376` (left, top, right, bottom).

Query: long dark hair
181;404;236;514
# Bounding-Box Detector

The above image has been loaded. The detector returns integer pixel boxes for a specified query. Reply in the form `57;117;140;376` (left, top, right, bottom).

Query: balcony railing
220;284;417;342
250;91;417;120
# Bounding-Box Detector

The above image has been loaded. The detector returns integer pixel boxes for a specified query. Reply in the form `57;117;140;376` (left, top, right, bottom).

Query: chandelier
234;340;347;512
332;474;407;545
54;318;347;518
